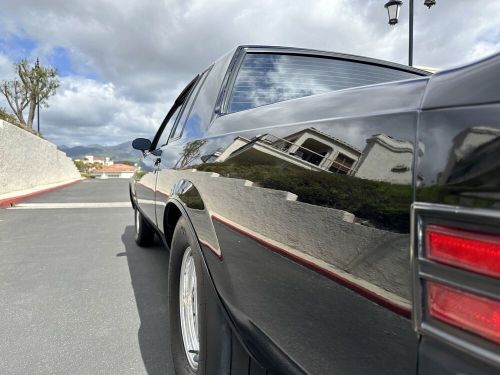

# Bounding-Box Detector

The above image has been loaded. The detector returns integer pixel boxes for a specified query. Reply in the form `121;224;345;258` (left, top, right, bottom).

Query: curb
0;179;84;208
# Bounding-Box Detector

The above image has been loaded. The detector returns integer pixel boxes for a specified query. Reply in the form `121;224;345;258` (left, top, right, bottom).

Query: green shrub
197;161;412;232
0;107;23;128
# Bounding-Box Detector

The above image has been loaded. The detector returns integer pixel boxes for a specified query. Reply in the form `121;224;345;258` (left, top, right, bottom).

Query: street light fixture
384;0;437;66
384;0;403;25
424;0;436;9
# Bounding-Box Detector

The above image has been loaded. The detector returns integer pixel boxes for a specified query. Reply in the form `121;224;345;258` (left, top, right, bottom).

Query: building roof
97;164;136;173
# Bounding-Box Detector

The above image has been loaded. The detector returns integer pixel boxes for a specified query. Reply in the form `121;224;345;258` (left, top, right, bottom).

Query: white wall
94;172;134;179
0;120;80;195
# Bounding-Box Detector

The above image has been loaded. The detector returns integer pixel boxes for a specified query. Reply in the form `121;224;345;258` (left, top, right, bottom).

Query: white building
92;163;136;179
80;155;114;166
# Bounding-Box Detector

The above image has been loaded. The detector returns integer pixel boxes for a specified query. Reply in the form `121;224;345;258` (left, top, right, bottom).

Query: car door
135;151;160;224
135;77;198;224
155;67;212;234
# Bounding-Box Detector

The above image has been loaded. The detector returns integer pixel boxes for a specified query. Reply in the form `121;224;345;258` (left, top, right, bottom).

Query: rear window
227;53;420;113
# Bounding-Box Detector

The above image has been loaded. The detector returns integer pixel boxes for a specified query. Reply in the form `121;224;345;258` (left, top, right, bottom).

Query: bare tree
0;59;59;130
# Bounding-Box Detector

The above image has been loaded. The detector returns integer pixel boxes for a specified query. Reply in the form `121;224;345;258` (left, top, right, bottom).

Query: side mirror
132;138;151;152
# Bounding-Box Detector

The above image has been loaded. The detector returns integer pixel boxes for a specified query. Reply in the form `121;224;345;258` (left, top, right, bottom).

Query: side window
227;53;421;113
171;67;211;140
150;76;199;150
155;104;182;148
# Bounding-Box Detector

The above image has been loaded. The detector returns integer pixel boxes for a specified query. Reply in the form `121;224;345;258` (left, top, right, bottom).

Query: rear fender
164;196;304;374
157;172;222;257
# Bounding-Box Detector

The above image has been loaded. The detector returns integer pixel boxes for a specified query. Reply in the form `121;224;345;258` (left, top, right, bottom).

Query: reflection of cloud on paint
183;113;204;139
417;122;456;186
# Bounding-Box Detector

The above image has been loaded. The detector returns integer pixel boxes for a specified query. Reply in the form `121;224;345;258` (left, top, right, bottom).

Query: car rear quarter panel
415;53;500;373
157;74;430;373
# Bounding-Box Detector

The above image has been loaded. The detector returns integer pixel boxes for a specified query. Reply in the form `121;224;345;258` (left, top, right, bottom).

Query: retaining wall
157;169;410;300
0;120;80;195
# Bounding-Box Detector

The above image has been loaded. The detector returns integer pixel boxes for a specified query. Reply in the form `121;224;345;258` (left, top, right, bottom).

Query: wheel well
163;202;182;247
129;181;137;209
129;187;135;209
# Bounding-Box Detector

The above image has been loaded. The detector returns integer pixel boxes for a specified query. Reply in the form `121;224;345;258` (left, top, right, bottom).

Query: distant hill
59;141;142;162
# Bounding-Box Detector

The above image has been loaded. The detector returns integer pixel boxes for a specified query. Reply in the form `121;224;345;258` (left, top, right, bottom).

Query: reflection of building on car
438;126;500;185
210;127;423;184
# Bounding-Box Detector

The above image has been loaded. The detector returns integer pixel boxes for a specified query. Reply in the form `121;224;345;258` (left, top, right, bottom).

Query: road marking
8;202;132;209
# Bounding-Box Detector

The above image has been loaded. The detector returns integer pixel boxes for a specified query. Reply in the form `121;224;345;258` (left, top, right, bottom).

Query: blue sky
0;35;98;79
0;0;499;146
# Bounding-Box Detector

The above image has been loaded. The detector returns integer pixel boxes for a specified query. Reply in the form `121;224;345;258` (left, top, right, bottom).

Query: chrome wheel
179;246;199;371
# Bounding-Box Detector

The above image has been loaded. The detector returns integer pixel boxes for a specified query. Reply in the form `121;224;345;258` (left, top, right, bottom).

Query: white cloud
41;76;178;146
0;0;499;146
0;54;14;81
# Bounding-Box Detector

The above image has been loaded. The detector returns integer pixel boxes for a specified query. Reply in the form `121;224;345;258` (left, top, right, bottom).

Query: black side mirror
132;138;152;152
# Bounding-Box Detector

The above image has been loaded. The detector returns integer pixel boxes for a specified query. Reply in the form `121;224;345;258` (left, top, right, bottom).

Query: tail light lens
426;225;500;278
413;203;500;364
428;281;500;344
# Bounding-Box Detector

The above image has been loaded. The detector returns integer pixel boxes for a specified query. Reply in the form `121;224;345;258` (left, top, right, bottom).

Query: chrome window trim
213;47;245;118
219;47;247;115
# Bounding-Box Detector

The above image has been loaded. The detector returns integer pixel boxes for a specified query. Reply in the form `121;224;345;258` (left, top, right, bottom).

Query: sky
0;0;499;147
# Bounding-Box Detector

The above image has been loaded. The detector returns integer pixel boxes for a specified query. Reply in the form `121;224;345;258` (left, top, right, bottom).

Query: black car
130;46;500;374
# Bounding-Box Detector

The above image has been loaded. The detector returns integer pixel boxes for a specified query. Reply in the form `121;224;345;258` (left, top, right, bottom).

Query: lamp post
35;58;40;134
384;0;436;66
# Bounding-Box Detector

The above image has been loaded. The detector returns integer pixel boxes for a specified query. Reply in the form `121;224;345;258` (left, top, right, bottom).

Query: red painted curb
0;179;83;208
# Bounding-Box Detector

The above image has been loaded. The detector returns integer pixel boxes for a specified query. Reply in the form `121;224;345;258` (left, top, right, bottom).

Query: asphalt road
0;179;174;375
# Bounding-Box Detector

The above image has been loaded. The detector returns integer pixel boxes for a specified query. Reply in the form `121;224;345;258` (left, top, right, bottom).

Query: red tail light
428;281;500;344
426;225;500;278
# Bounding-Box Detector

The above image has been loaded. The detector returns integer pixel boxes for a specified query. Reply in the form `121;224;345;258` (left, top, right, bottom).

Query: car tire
169;216;208;374
134;207;155;247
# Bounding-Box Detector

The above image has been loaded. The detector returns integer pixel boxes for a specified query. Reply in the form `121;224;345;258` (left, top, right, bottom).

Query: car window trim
213;47;245;119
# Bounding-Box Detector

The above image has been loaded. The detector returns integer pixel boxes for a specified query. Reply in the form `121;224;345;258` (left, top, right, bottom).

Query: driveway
0;179;174;374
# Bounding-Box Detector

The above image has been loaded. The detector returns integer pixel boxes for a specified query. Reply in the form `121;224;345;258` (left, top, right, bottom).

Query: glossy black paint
131;46;500;374
415;54;500;371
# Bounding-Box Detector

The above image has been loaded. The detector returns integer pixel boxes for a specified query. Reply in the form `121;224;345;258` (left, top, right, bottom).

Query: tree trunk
26;94;36;129
16;109;27;127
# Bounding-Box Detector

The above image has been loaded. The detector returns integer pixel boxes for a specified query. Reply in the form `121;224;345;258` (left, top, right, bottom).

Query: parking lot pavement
0;179;174;375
